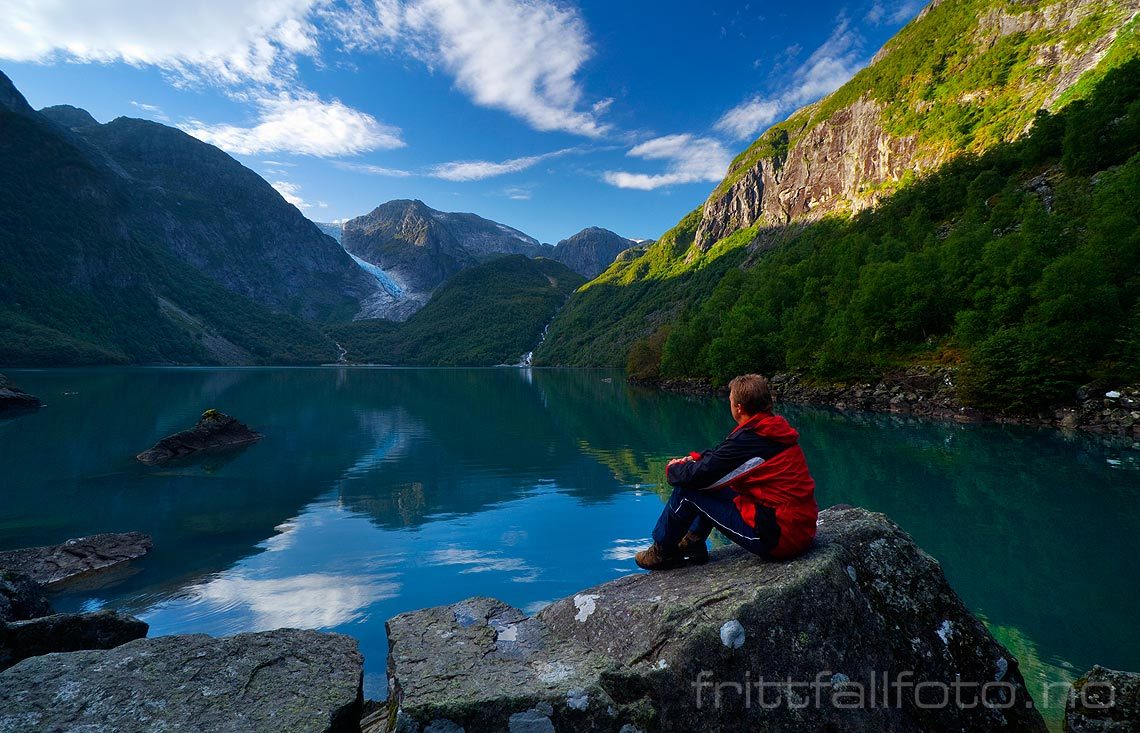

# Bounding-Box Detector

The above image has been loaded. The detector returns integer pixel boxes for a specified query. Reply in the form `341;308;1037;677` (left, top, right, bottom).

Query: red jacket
728;413;818;559
668;412;818;559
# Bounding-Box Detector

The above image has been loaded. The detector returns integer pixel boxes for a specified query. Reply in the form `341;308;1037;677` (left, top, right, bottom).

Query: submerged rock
0;571;52;622
379;506;1047;732
0;531;152;587
0;374;42;413
0;628;363;733
0;610;147;671
1065;666;1140;732
136;408;263;464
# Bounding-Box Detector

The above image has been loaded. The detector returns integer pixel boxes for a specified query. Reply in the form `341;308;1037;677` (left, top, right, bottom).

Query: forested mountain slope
536;0;1139;410
0;71;347;365
330;256;584;366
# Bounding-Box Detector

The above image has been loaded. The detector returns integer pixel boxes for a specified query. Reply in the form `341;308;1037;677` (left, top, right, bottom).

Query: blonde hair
729;374;773;414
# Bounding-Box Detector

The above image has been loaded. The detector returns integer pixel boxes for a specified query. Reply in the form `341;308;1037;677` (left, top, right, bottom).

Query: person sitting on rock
636;374;819;570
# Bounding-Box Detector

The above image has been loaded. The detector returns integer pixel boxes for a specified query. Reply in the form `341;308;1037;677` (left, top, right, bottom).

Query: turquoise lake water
1;367;1137;726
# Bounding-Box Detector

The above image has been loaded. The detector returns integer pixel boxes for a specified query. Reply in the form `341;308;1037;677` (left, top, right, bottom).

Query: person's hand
667;456;694;468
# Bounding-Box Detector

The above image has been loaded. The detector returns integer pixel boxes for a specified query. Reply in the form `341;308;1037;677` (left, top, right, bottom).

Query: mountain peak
550;227;636;279
559;226;626;243
39;105;100;130
341;198;547;313
0;69;34;116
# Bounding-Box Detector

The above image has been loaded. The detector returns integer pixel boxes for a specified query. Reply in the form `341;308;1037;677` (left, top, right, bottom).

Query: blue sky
2;0;922;243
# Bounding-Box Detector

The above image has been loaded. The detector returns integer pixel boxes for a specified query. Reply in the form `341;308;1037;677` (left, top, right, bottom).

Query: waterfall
517;322;551;367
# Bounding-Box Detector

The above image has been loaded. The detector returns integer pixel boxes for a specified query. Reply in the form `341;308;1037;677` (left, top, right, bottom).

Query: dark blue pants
651;486;773;557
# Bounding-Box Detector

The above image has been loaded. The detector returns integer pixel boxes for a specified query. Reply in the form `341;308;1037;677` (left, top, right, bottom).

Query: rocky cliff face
693;0;1139;250
550;227;638;278
695;98;925;248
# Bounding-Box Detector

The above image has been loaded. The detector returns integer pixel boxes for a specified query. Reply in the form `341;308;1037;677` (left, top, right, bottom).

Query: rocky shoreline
632;367;1140;447
2;512;1139;731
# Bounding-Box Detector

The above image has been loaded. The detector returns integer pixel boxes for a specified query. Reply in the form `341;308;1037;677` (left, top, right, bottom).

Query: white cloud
0;0;324;85
181;92;404;156
129;100;170;121
271;180;309;209
333;160;414;177
604;538;652;561
428;148;572;181
867;0;924;25
714;19;865;141
713;98;781;140
4;1;407;158
788;21;863;104
195;571;400;629
427;547;539;582
344;0;608;137
603;134;731;191
2;0;609;155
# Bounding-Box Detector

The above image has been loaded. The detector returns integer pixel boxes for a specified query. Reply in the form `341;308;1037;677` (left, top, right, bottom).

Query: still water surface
1;367;1137;726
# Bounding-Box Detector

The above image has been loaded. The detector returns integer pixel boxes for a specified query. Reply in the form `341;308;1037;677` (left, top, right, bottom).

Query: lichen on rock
378;506;1048;732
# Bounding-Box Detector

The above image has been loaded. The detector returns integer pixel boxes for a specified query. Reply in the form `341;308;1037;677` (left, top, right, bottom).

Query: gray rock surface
1065;665;1140;732
0;610;147;671
137;409;262;464
0;571;52;622
0;628;364;733
0;374;43;413
549;227;637;279
380;506;1047;732
0;531;152;587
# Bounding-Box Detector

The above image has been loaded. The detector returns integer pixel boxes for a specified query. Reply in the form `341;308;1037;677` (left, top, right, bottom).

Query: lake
1;367;1137;727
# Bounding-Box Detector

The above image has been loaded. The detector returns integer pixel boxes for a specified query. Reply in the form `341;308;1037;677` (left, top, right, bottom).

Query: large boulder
378;506;1047;732
0;571;52;622
0;531;152;587
0;374;42;413
0;610;147;671
0;628;363;733
1065;666;1140;732
137;408;262;464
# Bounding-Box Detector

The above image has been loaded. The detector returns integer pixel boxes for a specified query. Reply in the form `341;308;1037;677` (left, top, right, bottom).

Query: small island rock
0;374;42;413
136;409;263;464
0;629;364;733
0;531;152;587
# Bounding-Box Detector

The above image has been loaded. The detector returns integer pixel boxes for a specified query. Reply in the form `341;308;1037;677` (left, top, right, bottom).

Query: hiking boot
678;532;709;564
635;542;685;571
